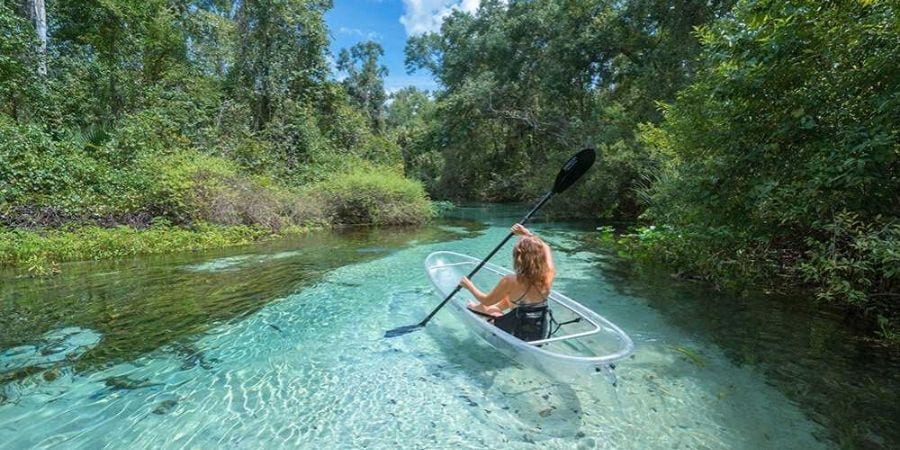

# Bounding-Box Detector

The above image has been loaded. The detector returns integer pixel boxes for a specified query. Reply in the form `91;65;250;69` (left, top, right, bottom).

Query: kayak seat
468;303;582;343
492;303;549;342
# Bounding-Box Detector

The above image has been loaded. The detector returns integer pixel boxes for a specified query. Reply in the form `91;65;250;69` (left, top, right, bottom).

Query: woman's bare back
505;275;548;305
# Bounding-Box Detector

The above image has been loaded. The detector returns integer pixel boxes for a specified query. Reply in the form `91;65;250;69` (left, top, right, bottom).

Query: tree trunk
25;0;47;76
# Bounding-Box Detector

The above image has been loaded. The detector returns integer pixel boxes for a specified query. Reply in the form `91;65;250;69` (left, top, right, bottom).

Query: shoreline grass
0;223;323;277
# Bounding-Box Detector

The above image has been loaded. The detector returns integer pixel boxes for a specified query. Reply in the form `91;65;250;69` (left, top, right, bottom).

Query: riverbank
594;225;900;347
0;195;441;277
0;223;318;277
0;170;440;276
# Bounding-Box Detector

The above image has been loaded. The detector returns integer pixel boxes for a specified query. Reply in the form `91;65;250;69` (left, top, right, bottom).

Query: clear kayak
425;251;634;379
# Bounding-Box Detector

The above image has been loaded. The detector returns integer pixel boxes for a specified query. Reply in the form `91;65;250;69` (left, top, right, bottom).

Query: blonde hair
513;236;555;295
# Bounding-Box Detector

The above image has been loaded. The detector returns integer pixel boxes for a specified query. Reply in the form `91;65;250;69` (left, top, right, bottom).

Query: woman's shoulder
500;275;523;287
503;274;527;286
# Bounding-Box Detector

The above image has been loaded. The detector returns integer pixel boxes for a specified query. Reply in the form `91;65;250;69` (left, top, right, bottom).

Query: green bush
131;151;334;230
100;107;192;166
605;224;782;291
132;150;239;221
0;119;111;213
0;118;428;231
800;212;899;308
0;119;70;204
604;216;900;343
430;200;455;217
313;169;433;226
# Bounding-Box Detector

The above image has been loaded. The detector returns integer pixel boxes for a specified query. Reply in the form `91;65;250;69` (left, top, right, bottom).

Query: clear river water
1;205;897;449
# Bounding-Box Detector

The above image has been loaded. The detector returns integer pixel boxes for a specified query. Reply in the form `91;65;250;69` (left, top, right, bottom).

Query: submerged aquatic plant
672;345;706;368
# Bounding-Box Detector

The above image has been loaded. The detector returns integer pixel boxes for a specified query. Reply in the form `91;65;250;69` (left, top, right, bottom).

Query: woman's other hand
511;223;532;236
459;276;475;291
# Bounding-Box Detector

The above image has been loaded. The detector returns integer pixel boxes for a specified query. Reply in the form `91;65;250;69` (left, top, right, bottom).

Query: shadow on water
424;321;584;440
0;221;485;385
425;322;517;380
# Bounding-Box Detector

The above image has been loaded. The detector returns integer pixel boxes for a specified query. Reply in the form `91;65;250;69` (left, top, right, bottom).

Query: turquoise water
1;206;897;448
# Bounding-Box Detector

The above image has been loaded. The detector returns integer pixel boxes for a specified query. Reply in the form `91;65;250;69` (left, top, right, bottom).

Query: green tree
404;0;734;213
0;1;38;121
229;0;331;130
385;87;439;187
49;0;191;124
337;40;388;131
184;0;236;79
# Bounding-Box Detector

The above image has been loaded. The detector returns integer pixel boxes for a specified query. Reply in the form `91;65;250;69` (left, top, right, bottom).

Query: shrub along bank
599;222;900;347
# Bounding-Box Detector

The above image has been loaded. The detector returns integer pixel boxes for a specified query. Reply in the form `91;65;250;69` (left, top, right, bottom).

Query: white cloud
337;27;382;41
459;0;480;14
399;0;481;36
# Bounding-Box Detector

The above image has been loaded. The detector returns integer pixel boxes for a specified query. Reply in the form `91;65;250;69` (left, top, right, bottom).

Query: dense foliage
641;0;899;329
0;0;430;253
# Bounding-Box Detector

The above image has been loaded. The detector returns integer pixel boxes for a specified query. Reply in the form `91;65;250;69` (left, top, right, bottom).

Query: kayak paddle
384;148;597;338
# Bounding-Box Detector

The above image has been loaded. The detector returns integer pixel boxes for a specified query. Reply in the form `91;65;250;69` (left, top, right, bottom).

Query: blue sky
325;1;482;93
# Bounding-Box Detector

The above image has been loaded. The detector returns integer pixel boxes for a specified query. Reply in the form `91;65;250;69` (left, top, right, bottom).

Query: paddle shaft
416;191;554;327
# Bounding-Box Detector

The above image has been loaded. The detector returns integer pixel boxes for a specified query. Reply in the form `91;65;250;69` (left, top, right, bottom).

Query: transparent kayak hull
425;251;634;379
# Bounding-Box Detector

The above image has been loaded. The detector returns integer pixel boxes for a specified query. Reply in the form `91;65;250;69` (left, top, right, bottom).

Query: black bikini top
510;281;548;307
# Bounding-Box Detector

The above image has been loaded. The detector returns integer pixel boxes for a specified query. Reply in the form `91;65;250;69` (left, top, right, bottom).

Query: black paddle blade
552;148;596;194
384;323;423;338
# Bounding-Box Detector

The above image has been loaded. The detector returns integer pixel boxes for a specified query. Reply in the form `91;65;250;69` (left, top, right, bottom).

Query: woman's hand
511;223;532;237
459;276;475;291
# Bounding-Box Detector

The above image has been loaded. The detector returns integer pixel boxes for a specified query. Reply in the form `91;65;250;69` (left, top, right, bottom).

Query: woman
458;224;555;340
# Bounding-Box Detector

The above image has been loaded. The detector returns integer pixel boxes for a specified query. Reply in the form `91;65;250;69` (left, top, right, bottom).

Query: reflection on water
0;206;896;449
559;230;900;450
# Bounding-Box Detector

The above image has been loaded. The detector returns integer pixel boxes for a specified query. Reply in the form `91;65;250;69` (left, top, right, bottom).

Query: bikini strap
511;281;548;306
